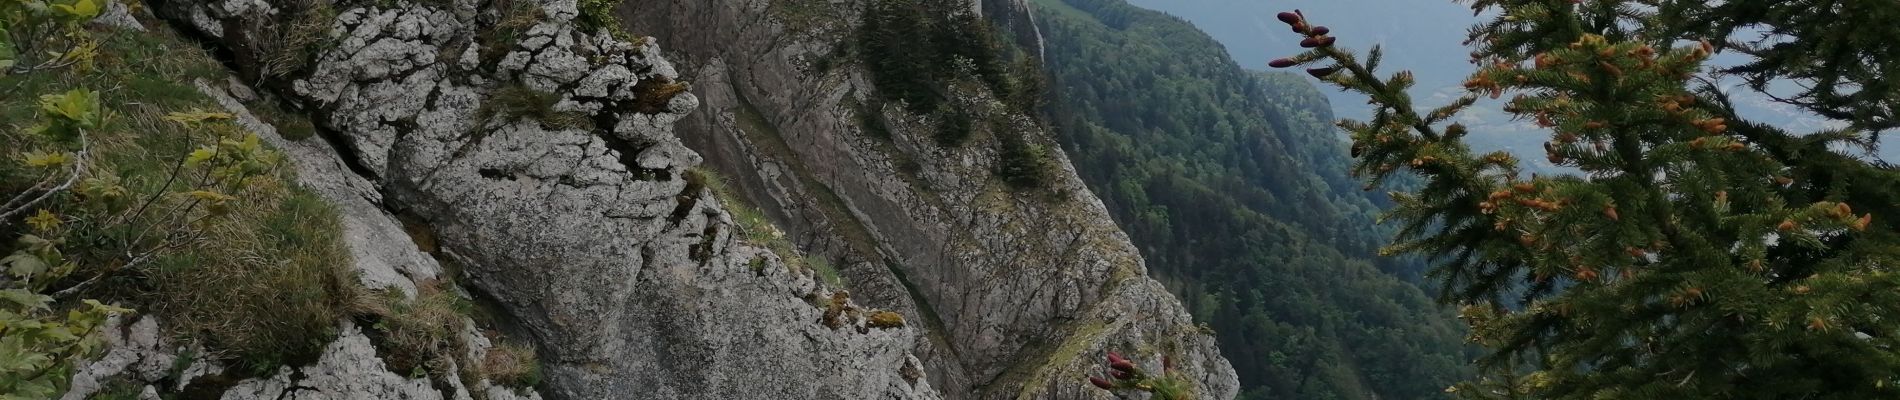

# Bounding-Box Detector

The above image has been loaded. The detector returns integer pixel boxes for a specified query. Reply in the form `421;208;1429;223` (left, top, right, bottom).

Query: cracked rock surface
147;0;942;398
625;0;1238;398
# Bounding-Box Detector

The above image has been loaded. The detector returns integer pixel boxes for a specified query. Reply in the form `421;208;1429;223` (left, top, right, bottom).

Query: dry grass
632;77;691;114
867;310;906;329
255;0;340;80
478;341;542;389
478;0;545;65
358;280;471;376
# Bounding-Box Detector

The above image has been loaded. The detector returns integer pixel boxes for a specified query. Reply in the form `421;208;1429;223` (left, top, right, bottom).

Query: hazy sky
1119;0;1892;162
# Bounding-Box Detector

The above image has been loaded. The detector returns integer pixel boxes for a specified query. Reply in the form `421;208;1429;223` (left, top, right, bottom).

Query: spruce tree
1266;1;1900;398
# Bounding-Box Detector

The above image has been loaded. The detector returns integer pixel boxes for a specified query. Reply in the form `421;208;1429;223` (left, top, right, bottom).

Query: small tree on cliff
1267;1;1900;398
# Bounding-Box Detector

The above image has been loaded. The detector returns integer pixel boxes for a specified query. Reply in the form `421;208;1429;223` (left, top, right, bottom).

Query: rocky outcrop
624;0;1238;399
146;0;941;398
61;316;222;400
218;322;535;400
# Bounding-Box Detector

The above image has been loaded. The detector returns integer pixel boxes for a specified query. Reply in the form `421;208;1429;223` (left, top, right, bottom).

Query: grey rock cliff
623;0;1239;398
145;0;941;398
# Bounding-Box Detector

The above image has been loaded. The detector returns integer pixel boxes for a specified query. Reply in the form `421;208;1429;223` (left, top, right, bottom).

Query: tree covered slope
1031;0;1475;398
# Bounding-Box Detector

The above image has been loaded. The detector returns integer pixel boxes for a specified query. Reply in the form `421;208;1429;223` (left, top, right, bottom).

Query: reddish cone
1110;369;1131;380
1269;58;1299;68
1306;67;1339;78
1309;26;1330;35
1301;37;1323;48
1318;36;1337;47
1110;360;1137;373
1276;11;1301;24
1106;352;1127;365
1089;377;1114;389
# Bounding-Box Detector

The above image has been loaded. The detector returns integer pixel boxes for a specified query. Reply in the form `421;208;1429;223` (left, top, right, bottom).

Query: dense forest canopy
1031;0;1475;398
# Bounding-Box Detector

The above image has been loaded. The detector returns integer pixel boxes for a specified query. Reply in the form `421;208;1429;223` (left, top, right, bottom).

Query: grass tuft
806;255;843;287
685;168;829;279
143;186;362;375
867;310;906;329
631;77;691;114
477;84;592;130
255;0;341;80
479;341;542;389
478;0;545;65
357;280;472;377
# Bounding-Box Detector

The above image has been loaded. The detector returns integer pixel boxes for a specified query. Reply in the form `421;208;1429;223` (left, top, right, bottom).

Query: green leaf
21;151;73;168
2;252;49;279
40;326;80;342
163;109;234;125
52;0;100;20
15;234;55;251
0;27;16;74
185;147;217;167
82;299;133;314
0;289;51;310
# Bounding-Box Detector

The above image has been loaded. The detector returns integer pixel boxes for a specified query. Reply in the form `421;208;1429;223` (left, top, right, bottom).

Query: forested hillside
1030;0;1474;398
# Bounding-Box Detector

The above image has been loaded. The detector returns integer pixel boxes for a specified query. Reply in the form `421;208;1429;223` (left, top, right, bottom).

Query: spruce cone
1277;11;1301;24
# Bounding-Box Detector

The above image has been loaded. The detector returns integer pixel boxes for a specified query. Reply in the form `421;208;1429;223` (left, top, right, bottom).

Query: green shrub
994;123;1050;189
576;0;629;40
2;11;362;385
933;107;974;146
854;101;893;140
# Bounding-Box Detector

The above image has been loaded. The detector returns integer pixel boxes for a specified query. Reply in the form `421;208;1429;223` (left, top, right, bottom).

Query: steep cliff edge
621;0;1239;398
135;0;941;398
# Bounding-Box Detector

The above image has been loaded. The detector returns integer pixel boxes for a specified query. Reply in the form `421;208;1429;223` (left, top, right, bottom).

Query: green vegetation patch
857;0;1036;116
1;12;362;387
476;84;591;130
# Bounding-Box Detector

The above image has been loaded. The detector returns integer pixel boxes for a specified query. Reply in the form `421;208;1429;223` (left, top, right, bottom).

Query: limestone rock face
147;0;940;398
123;0;1232;398
624;0;1239;399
